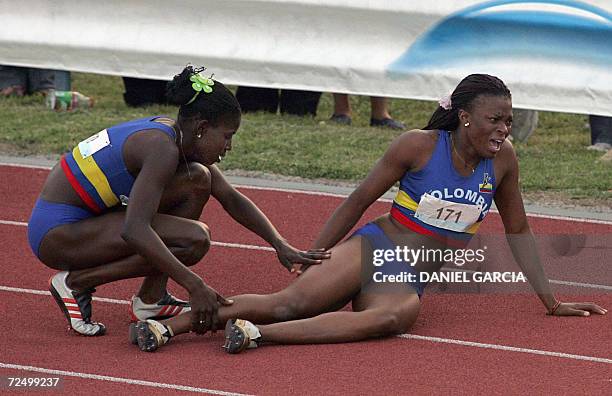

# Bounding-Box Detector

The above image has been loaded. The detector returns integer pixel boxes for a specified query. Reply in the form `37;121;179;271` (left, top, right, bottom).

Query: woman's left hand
550;302;607;316
275;243;331;273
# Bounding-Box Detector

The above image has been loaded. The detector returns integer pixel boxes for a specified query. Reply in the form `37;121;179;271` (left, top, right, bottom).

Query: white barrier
1;0;611;115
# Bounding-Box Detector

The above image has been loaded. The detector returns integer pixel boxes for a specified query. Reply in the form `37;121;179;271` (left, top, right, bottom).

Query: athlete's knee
188;221;211;265
375;307;417;335
270;292;313;321
175;221;211;266
378;311;405;335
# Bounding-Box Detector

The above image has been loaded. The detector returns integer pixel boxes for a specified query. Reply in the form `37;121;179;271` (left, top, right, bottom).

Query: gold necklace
451;133;476;173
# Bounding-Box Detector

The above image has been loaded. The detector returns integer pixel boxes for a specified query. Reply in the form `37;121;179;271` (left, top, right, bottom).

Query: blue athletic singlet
60;116;176;213
390;130;496;246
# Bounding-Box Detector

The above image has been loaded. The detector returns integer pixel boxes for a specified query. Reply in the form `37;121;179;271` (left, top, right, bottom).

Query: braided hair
424;74;511;131
166;65;241;126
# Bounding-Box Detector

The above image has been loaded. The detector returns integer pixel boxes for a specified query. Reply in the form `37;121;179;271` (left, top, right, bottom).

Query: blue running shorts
28;198;94;259
351;222;425;298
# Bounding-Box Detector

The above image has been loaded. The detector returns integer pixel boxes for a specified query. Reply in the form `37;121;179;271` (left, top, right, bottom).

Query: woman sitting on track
27;65;328;336
131;74;606;353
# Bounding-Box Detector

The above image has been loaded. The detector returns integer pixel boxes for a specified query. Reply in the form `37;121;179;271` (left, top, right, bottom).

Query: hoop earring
196;133;202;139
464;122;470;127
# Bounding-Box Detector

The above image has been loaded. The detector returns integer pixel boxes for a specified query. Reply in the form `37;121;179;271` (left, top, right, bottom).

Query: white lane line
0;163;354;200
0;220;28;226
397;334;612;364
232;183;356;200
0;285;129;304
0;362;252;395
441;267;612;291
0;219;276;251
212;241;274;252
3;284;610;368
2;285;611;367
0;285;51;296
0;220;276;245
0;162;53;170
0;218;276;253
2;162;611;225
3;218;610;291
549;279;612;291
508;211;612;226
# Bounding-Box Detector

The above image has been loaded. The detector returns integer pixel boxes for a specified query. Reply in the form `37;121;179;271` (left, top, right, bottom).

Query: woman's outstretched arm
494;141;606;316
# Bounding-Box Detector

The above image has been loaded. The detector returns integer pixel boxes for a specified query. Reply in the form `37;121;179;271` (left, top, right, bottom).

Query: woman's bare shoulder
397;129;439;145
384;129;439;171
392;129;439;156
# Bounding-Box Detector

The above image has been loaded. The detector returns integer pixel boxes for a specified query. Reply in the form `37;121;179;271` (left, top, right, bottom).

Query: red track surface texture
1;165;610;395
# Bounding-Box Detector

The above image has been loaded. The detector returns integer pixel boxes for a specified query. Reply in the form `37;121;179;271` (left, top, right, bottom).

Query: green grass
1;73;610;202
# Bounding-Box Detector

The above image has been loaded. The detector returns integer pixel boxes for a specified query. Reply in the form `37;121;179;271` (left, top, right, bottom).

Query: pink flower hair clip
438;94;452;110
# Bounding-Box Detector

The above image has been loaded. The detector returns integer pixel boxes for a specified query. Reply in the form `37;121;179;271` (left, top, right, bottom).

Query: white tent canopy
1;0;611;115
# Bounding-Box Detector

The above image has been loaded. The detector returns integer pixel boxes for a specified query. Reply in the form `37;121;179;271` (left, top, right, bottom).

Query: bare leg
161;236;420;344
257;289;419;344
161;236;364;333
332;93;352;116
137;162;211;302
370;97;391;120
39;162;211;301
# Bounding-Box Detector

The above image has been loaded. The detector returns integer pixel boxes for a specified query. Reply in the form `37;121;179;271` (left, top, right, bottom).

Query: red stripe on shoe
157;305;170;317
60;155;102;214
69;313;82;319
129;310;139;322
62;298;76;303
129;300;139;322
130;300;138;322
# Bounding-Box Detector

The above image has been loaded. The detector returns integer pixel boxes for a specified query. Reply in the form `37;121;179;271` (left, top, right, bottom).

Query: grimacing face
463;95;513;158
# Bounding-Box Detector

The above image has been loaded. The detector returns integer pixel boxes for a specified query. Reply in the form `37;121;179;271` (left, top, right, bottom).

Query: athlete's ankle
65;270;89;291
157;319;174;335
255;324;266;342
135;284;170;304
137;293;163;305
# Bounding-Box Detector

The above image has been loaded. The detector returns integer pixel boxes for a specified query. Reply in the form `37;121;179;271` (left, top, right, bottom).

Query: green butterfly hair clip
186;72;215;105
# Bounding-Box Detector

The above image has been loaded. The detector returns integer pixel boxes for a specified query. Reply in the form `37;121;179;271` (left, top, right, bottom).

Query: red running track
1;164;611;395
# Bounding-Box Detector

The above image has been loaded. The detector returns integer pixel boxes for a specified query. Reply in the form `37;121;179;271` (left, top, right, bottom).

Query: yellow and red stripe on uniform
60;145;120;213
391;190;482;248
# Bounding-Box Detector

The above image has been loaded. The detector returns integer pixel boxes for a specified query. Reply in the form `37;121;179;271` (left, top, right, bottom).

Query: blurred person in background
236;86;322;117
0;65;63;96
587;115;612;152
330;94;406;130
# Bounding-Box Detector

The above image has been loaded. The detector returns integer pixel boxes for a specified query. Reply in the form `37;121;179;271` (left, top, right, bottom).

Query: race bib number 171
414;193;482;233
